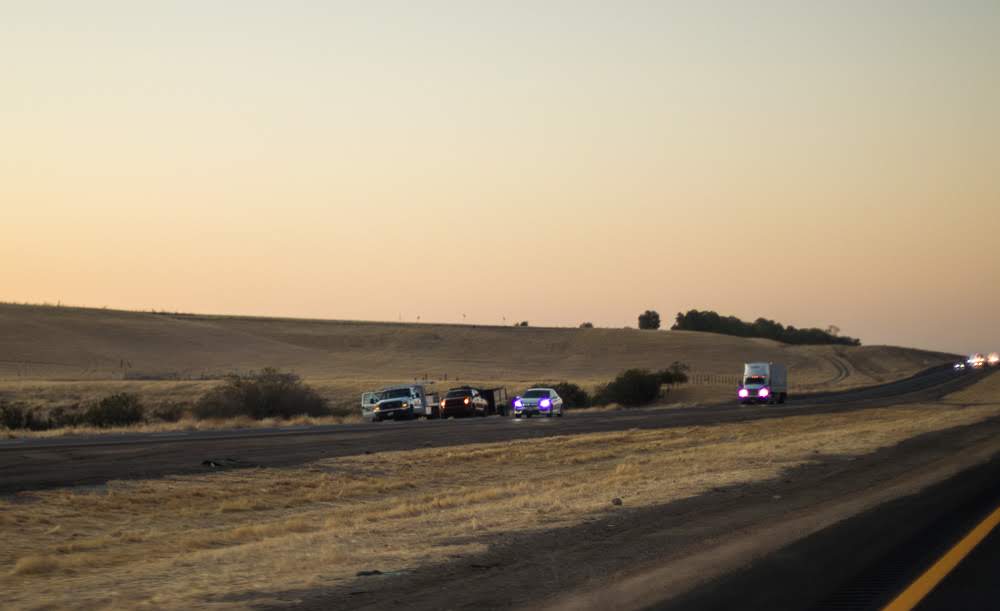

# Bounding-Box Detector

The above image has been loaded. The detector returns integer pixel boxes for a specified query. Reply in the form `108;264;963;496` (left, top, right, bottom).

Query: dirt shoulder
268;415;1000;611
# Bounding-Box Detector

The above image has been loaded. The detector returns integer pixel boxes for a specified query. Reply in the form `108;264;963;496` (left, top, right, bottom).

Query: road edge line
882;503;1000;611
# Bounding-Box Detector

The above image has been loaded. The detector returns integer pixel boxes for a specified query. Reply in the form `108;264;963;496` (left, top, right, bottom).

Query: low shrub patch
594;369;662;407
549;382;591;408
194;368;329;420
82;393;145;427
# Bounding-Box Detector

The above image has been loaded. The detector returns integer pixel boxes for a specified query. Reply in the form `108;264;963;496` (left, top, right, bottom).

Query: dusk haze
4;2;999;354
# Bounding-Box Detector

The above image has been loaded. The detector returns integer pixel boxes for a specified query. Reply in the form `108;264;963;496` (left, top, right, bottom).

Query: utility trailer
478;387;510;416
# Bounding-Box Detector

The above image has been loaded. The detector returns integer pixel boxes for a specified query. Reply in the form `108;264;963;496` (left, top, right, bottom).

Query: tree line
670;309;861;346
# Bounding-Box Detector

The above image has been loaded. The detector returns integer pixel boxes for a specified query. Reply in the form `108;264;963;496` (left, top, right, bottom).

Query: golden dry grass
2;375;997;610
1;302;951;389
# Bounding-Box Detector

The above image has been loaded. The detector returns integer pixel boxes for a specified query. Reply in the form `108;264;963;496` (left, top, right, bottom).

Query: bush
0;401;28;430
151;401;189;422
593;369;662;407
638;310;661;330
194;368;329;420
657;361;690;385
548;382;591;408
515;321;530;327
82;393;145;428
579;322;594;329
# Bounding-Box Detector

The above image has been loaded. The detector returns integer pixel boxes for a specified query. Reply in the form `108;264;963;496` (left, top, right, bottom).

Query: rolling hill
0;303;956;411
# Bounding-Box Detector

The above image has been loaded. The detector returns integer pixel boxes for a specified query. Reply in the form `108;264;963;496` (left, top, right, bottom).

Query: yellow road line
883;504;1000;611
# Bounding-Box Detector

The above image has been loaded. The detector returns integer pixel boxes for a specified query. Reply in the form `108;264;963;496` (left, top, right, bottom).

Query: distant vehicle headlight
758;387;770;398
401;402;408;408
989;353;999;365
738;388;749;398
514;399;523;408
440;400;446;408
540;399;551;408
464;397;470;405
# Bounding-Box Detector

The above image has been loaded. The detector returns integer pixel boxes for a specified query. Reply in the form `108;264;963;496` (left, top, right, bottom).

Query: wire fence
688;373;742;386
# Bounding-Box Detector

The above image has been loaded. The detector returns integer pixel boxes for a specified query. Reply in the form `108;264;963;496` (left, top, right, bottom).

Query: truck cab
367;384;440;421
738;362;788;405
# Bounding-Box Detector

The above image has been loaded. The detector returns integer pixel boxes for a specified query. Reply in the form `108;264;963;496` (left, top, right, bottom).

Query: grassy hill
0;303;956;413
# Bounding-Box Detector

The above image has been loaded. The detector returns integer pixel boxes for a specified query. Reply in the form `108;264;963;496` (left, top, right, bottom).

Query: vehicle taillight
440;399;446;408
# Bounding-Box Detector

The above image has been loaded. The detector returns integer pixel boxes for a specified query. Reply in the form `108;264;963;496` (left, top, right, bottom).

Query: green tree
638;310;661;330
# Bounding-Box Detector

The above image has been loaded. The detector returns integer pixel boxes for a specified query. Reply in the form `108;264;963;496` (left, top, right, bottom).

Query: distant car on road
440;386;488;418
954;361;967;371
513;388;564;418
968;353;987;369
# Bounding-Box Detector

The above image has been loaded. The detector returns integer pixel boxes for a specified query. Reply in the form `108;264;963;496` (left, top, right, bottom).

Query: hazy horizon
3;1;998;356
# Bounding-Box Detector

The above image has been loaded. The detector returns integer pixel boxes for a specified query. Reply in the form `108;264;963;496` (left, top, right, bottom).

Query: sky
2;1;998;355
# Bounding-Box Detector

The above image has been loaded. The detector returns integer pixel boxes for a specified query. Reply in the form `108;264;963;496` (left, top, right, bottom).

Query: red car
439;387;488;418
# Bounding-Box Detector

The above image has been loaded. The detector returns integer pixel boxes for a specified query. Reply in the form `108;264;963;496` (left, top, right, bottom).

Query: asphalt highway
0;364;987;495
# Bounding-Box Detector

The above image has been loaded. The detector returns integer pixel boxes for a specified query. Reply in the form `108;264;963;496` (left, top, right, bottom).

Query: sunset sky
2;1;998;355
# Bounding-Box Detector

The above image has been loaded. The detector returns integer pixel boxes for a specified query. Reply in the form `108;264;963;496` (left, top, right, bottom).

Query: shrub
593;369;662;407
0;401;28;430
82;393;145;428
638;310;661;330
548;382;591;408
657;361;690;385
515;321;530;327
194;368;329;420
579;322;594;329
151;401;189;422
46;406;82;429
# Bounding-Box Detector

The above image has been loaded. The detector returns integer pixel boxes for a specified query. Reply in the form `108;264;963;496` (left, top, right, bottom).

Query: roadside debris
201;457;258;469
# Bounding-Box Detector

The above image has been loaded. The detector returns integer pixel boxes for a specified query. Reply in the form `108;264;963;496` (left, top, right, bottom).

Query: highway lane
918;520;1000;610
0;365;988;495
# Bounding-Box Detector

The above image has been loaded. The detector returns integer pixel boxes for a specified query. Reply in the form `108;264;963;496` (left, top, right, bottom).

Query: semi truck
738;362;788;405
361;384;440;421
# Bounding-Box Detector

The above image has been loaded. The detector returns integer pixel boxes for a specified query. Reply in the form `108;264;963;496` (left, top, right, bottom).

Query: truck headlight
758;388;770;398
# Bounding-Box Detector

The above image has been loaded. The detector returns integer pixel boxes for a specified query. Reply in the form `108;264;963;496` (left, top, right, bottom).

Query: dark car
440;386;488;418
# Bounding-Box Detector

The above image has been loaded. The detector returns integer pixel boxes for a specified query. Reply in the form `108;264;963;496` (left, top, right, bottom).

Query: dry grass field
0;303;954;423
2;374;998;610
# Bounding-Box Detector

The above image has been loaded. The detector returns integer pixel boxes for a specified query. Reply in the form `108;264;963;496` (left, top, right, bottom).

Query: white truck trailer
738;362;788;405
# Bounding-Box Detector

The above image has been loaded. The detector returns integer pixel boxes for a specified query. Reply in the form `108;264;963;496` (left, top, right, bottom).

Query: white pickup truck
738;362;788;405
361;384;440;421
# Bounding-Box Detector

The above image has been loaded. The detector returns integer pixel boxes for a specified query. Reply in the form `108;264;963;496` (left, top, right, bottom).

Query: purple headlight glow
540;399;551;408
514;399;523;408
758;387;770;398
738;388;749;398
